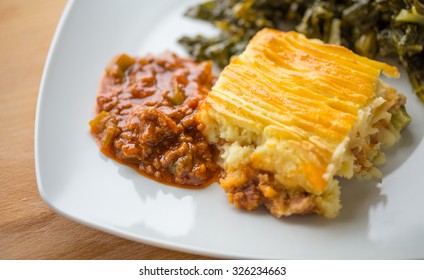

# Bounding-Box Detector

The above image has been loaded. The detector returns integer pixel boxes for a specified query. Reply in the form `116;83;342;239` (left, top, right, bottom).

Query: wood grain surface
0;0;211;260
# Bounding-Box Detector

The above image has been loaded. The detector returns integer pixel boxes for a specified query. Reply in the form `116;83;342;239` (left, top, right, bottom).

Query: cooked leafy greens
178;0;424;101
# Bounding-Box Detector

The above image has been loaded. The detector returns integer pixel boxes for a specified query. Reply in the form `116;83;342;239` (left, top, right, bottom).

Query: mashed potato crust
198;29;408;218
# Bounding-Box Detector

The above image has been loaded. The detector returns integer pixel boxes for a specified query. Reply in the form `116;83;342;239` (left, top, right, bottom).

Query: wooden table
0;0;209;260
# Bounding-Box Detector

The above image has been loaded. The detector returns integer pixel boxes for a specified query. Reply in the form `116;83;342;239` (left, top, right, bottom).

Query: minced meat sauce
89;52;220;187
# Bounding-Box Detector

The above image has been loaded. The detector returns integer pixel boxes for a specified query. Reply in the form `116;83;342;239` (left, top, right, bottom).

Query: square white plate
35;0;424;259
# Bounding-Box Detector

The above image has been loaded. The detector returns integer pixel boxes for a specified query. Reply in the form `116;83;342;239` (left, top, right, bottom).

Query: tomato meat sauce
89;52;220;187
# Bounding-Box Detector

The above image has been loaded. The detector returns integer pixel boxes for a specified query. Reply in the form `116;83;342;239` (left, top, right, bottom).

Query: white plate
35;0;424;259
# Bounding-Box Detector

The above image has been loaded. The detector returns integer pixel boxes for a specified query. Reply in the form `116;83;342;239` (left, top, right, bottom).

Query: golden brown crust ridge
203;29;400;193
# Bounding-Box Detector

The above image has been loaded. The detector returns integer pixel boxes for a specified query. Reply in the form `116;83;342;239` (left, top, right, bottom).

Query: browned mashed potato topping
90;52;220;187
